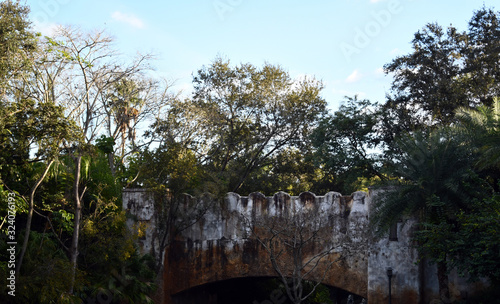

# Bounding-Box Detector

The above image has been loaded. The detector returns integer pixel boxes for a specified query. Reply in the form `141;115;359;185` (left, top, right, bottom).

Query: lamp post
387;267;393;304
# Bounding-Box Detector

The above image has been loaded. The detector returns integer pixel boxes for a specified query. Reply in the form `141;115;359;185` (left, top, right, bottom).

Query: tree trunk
16;159;54;277
437;261;451;303
108;151;116;177
69;155;82;294
121;126;127;162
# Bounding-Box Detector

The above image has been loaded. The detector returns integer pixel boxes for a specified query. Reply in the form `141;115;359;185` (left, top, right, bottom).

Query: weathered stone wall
422;261;491;303
366;188;421;303
163;191;373;301
124;188;494;304
123;189;425;304
122;189;158;257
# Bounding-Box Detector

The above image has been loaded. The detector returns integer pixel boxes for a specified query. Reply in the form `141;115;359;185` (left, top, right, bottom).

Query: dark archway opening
172;277;366;304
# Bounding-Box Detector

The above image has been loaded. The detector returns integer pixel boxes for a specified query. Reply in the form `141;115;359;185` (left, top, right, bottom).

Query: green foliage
0;231;85;304
86;150;122;202
78;191;157;303
449;195;500;282
382;7;500;139
371;127;481;235
52;209;74;233
0;184;26;233
80;199;131;268
456;98;500;172
151;57;327;194
0;3;498;302
239;148;322;196
43;36;86;64
258;279;334;304
96;135;115;155
311;96;385;194
139;143;203;195
462;7;500;105
302;282;334;304
373;110;499;293
384;22;466;126
0;97;79;202
413;194;500;283
0;0;37;96
413;220;456;265
105;252;157;304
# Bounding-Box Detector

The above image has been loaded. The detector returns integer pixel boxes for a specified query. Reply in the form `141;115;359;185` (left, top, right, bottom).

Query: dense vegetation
0;0;498;303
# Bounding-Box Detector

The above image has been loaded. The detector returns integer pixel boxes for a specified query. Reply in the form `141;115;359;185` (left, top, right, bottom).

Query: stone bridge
123;189;426;303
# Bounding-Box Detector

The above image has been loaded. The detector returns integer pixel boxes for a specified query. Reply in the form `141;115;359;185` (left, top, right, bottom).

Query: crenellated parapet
123;189;424;304
124;189;491;303
176;191;370;244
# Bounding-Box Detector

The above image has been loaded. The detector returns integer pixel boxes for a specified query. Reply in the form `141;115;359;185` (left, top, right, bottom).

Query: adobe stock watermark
83;289;113;304
340;0;408;62
253;288;287;304
83;266;134;304
6;192;17;297
31;0;72;28
213;0;245;21
252;280;331;304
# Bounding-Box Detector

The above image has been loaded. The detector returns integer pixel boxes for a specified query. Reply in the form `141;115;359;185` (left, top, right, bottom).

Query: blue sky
25;0;498;111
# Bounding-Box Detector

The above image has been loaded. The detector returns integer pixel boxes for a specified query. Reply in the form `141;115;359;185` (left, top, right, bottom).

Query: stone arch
122;189;423;304
170;276;367;304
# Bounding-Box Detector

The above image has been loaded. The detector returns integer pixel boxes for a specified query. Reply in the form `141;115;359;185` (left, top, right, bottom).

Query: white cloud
173;81;194;96
374;67;385;76
32;20;60;36
345;69;362;83
111;11;145;29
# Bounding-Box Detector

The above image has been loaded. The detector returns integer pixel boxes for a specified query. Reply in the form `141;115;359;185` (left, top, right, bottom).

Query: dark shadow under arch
171;276;366;304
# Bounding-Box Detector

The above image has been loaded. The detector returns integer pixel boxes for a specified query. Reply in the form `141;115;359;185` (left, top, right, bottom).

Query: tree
384;22;465;126
412;194;500;285
311;96;385;194
0;0;37;175
437;99;500;284
0;0;37;98
371;127;487;303
461;8;500;106
239;147;322;196
15;102;72;276
0;5;166;301
0;4;79;276
135;143;211;271
152;58;327;194
456;98;500;171
448;194;500;283
375;11;500;298
78;184;157;304
35;25;157;294
103;76;175;175
382;7;500;138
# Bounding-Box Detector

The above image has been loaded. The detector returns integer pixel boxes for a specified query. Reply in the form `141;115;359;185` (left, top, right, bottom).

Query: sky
24;0;498;111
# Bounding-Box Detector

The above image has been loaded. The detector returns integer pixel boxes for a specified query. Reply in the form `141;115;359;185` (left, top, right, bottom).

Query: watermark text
6;192;17;297
32;0;71;26
340;0;404;62
213;0;245;21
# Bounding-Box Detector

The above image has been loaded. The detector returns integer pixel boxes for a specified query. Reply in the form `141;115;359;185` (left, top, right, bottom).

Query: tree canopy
147;58;326;195
0;2;499;303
